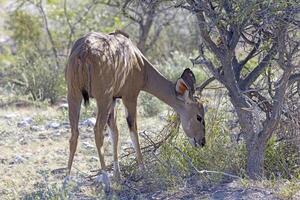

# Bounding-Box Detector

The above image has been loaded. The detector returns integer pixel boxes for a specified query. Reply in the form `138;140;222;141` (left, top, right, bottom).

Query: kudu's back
65;31;145;103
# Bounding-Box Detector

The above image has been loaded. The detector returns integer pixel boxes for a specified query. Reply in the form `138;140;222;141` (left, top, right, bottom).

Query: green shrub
23;182;69;200
155;108;247;184
154;107;299;184
10;50;65;104
139;92;164;117
4;10;66;104
277;180;300;199
264;136;300;179
157;51;207;83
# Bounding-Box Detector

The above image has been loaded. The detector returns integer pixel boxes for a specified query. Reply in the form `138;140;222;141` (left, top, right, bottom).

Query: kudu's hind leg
67;92;82;174
107;99;121;179
94;98;112;192
122;98;144;169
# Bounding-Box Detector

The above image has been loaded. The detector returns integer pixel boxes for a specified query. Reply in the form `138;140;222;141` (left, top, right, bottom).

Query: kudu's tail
66;50;91;107
78;55;91;106
81;88;89;106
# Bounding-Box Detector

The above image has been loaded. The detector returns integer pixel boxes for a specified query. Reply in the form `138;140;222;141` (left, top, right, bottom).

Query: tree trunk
137;19;153;54
229;91;266;179
246;139;266;179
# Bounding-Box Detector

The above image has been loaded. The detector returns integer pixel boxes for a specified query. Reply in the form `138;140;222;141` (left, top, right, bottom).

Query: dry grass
0;101;166;199
0;99;299;199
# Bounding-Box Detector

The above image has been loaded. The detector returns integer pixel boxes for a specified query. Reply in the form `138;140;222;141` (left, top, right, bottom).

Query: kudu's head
175;68;206;147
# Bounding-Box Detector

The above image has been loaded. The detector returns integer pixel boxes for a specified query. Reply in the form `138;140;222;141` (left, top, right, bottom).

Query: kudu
65;31;205;180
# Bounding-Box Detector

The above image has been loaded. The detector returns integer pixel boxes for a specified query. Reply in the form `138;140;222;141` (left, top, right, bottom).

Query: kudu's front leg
122;97;144;169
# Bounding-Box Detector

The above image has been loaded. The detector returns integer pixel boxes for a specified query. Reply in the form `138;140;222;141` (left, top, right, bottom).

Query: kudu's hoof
95;170;111;193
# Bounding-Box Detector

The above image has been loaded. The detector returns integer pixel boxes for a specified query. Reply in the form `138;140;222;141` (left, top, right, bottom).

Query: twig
122;180;140;191
63;0;74;54
36;0;60;71
196;77;216;94
86;114;180;178
172;145;241;179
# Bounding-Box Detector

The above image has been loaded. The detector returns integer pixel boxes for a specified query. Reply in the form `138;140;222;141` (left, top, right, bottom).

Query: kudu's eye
197;115;203;122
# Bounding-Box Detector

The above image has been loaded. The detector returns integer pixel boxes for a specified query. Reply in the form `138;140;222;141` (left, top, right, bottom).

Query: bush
139;92;164;117
157;51;207;83
8;50;65;104
152;105;299;184
264;136;300;179
154;107;247;185
2;10;66;104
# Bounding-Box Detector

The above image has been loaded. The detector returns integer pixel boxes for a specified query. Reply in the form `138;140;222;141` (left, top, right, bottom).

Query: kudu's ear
175;68;196;103
181;68;196;93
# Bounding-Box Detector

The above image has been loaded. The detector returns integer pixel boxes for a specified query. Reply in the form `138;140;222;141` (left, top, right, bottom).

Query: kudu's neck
142;58;183;113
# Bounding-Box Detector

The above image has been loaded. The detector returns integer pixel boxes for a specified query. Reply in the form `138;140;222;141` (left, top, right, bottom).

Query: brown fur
65;32;145;101
65;31;206;181
65;32;148;179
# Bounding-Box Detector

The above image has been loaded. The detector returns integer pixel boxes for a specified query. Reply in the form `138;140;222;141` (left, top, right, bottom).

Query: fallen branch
88;113;180;177
172;145;241;180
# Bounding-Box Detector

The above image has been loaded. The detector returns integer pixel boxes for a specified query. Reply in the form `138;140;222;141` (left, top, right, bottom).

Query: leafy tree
3;0;123;103
100;0;176;54
179;0;299;178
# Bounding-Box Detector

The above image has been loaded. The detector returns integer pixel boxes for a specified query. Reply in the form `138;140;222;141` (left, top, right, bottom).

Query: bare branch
73;0;101;27
36;0;59;70
239;38;261;68
267;66;274;98
288;73;300;87
240;31;258;46
195;11;224;60
98;0;120;7
64;0;74;54
172;145;241;179
240;43;278;90
261;64;296;141
190;55;224;84
196;77;215;94
144;11;174;52
122;0;142;23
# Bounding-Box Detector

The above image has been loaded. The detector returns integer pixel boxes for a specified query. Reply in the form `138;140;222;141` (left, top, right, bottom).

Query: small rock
24;152;33;157
47;122;60;129
19;137;28;145
83;118;96;127
17;117;33;128
95;171;111;193
0;158;8;164
38;134;47;140
4;113;18;119
57;103;68;110
17;121;29;128
90;156;98;162
61;122;69;126
53;132;61;137
83;141;94;149
159;115;167;121
61;122;70;129
30;125;45;132
10;155;25;164
23;117;33;123
51;167;68;175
